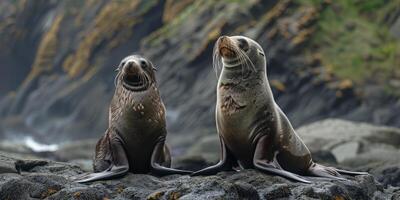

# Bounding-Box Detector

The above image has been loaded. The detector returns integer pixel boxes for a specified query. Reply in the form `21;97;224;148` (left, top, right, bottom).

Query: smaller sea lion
192;36;368;183
75;55;192;183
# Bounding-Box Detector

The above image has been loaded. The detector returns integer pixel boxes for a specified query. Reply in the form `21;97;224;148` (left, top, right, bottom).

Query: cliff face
0;0;399;148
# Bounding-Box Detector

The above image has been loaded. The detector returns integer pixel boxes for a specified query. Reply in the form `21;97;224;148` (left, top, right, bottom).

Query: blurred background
0;0;399;184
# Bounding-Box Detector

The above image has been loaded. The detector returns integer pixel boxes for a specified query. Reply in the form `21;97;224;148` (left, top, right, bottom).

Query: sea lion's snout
119;56;151;92
124;60;141;75
218;36;236;59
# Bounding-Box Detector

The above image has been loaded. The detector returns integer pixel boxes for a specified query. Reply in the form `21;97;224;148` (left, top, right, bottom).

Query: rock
173;155;213;172
297;119;400;165
0;138;96;171
0;154;397;199
0;140;35;156
296;119;400;188
51;139;97;162
331;141;359;163
373;164;400;188
184;135;220;163
0;154;18;173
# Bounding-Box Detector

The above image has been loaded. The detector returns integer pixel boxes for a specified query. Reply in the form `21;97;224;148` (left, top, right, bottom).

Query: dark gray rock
52;139;97;162
298;119;400;188
0;152;397;199
0;154;18;174
297;119;400;164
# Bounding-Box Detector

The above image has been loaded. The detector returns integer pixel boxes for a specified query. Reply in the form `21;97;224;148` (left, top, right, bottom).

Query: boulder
297;119;400;165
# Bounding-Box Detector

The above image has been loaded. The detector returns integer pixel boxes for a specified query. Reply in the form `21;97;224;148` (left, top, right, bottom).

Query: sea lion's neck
219;65;267;85
218;64;273;105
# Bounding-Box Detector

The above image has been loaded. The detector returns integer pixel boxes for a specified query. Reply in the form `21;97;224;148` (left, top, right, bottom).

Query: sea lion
192;36;368;183
75;55;192;183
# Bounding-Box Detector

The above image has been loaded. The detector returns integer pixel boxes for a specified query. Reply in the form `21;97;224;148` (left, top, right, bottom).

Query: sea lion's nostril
220;36;229;43
125;61;140;74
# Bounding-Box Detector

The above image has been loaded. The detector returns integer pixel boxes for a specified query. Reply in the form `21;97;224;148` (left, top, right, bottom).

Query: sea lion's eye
120;62;126;67
140;60;147;68
237;38;249;51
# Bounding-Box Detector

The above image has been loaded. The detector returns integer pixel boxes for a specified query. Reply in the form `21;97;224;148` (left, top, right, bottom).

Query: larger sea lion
75;55;191;183
192;36;368;183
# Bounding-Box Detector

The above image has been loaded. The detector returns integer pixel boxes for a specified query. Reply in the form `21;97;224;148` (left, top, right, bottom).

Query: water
23;136;59;152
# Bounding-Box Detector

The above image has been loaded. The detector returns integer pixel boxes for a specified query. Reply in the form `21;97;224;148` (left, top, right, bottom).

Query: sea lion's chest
119;105;166;171
111;90;167;171
118;99;166;145
217;82;270;163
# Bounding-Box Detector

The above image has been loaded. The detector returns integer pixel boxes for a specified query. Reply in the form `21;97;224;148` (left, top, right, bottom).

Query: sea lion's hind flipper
191;136;236;176
336;168;369;176
253;161;311;183
73;165;129;183
74;131;129;183
150;137;192;175
307;163;346;181
253;135;311;184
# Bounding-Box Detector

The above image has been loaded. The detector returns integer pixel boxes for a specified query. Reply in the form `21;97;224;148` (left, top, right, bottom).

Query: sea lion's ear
258;49;265;57
147;60;157;71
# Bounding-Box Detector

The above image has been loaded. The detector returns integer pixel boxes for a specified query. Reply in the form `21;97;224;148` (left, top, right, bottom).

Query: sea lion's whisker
212;42;222;77
233;46;249;78
141;74;147;88
240;49;256;72
144;74;149;87
114;72;121;87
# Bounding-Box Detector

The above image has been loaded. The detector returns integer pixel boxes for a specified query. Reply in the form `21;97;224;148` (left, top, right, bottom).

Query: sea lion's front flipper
253;135;311;184
74;132;129;183
307;163;346;180
191;136;236;176
150;137;192;175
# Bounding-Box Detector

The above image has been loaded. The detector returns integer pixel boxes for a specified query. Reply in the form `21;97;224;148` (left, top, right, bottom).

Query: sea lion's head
214;35;266;78
114;55;157;92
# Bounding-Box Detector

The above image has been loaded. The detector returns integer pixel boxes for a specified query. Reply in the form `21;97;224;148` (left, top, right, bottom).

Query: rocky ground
0;154;399;200
0;119;399;199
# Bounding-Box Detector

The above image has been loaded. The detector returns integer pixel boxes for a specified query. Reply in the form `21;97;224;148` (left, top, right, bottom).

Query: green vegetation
145;0;200;47
145;0;253;47
297;0;400;93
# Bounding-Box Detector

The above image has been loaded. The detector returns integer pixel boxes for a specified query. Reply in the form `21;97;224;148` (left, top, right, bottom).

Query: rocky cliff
0;0;399;151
